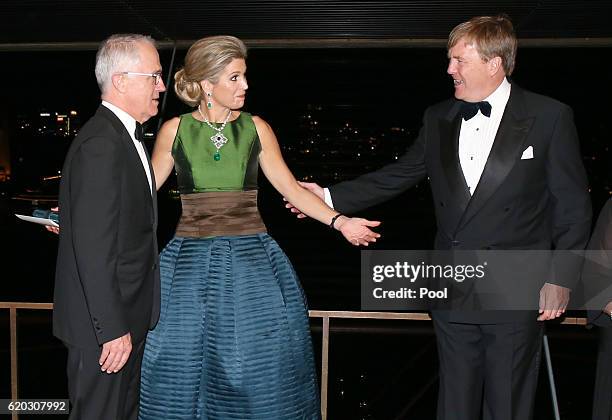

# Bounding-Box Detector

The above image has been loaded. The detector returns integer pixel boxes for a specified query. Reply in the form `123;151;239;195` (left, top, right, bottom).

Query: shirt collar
101;100;137;141
483;77;511;116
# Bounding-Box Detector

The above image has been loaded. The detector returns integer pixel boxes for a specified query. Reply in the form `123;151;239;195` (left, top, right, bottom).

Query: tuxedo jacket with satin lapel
54;105;160;348
330;83;592;323
582;198;612;327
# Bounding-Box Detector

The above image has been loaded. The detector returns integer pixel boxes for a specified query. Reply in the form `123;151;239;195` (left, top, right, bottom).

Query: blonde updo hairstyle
175;35;248;107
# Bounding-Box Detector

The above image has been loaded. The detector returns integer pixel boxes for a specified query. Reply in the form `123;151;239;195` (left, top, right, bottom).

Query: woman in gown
138;36;380;419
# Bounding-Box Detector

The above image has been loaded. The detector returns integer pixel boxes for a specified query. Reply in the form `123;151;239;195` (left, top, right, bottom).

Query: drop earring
206;92;213;109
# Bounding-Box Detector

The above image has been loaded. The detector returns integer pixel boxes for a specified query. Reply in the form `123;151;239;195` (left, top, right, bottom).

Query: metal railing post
321;316;330;420
1;301;54;420
9;305;18;420
543;334;561;420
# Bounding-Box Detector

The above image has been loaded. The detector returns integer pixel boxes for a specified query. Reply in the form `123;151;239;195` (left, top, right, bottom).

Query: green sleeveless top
172;112;261;193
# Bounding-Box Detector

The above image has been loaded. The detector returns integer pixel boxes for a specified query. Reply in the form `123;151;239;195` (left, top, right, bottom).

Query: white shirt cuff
323;188;334;209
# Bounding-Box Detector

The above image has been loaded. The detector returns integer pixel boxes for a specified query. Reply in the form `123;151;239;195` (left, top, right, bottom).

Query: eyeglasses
118;71;163;85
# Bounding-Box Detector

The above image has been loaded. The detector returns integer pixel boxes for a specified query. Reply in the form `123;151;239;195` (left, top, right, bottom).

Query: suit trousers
433;317;543;420
65;339;145;420
593;326;612;420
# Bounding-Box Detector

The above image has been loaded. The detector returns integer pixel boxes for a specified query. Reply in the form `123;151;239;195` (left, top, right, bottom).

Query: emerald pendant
213;151;221;161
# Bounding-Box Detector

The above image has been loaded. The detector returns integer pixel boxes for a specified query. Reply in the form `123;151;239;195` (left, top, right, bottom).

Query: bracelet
329;213;344;229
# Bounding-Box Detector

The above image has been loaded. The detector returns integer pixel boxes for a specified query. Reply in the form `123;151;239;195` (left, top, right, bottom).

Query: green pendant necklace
198;105;232;161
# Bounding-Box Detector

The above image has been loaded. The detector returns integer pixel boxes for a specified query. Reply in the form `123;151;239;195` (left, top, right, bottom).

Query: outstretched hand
334;216;381;246
283;181;380;245
284;181;324;219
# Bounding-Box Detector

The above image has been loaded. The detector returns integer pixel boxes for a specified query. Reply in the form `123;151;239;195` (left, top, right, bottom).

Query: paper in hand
15;214;59;227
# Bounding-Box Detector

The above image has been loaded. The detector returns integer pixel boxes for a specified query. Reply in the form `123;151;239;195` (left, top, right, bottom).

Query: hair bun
174;68;186;82
174;68;202;107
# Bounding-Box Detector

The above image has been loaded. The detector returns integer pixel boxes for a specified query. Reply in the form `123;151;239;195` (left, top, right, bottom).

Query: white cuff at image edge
324;187;334;209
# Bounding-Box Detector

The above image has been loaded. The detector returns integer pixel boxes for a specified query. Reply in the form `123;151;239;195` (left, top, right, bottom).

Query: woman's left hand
335;216;381;246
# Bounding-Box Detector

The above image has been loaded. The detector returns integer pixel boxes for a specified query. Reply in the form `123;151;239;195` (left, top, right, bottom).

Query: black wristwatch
330;213;344;229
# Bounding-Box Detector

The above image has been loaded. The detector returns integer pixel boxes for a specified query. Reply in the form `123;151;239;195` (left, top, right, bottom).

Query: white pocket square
521;146;534;160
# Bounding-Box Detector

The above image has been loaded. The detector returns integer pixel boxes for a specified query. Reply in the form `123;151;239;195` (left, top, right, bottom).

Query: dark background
0;44;610;419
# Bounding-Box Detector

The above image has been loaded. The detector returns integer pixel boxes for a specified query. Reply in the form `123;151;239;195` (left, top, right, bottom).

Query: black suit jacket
53;105;160;348
330;83;592;323
583;198;612;326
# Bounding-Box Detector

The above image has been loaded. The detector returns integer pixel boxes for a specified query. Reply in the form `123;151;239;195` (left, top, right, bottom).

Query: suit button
452;240;460;247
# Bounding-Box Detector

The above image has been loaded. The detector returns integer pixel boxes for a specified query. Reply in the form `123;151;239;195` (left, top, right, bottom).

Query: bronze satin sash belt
175;190;267;238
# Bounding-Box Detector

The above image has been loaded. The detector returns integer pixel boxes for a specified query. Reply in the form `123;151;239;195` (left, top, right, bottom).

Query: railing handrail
0;302;53;310
309;310;588;324
0;302;590;323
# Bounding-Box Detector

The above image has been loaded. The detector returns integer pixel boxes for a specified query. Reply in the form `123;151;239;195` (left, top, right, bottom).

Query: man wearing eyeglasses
53;34;165;420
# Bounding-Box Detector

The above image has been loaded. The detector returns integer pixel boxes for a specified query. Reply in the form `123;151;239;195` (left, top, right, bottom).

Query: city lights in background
22;110;81;137
1;104;609;200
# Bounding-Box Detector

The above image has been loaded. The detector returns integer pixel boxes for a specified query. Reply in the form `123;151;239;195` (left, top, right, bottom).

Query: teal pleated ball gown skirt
139;233;321;419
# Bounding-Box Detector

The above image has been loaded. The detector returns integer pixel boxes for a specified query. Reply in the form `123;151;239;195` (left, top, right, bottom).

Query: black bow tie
459;101;492;121
134;122;144;142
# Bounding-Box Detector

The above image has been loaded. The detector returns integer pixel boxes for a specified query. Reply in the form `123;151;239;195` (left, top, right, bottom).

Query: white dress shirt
101;101;153;194
458;78;511;195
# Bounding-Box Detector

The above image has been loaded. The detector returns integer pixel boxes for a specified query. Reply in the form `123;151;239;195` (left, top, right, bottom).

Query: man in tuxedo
53;34;165;420
293;15;591;419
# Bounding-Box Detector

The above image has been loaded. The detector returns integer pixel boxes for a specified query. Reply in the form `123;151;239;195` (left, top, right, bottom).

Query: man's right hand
99;332;132;373
284;181;325;218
